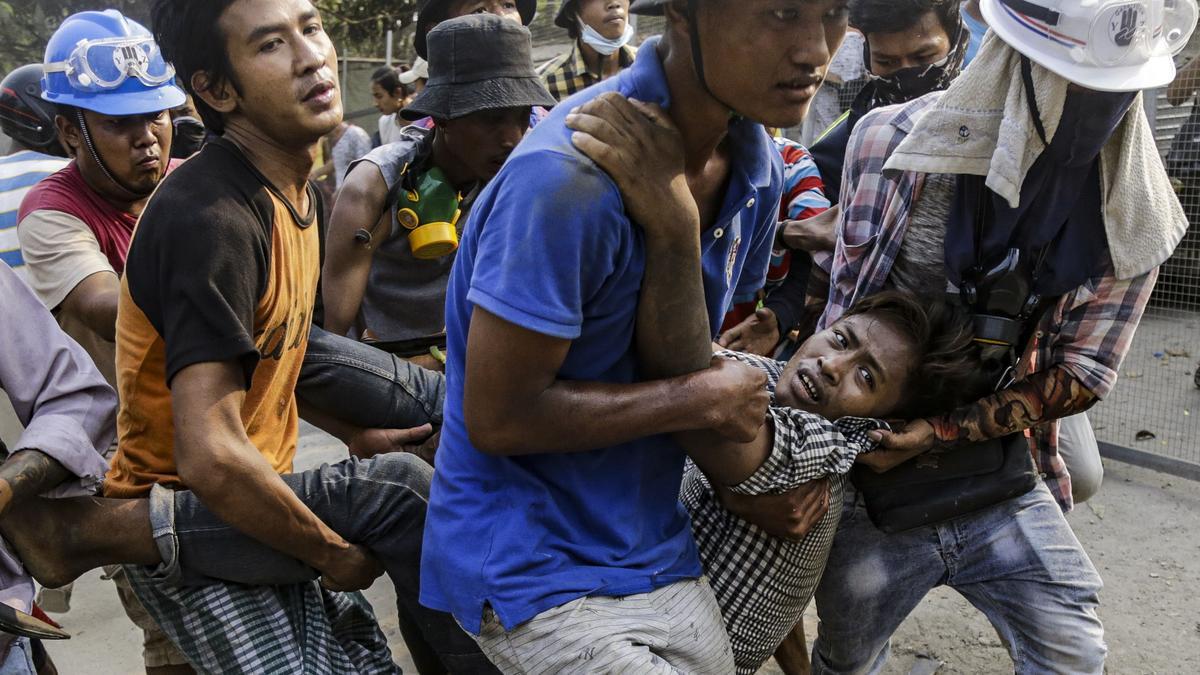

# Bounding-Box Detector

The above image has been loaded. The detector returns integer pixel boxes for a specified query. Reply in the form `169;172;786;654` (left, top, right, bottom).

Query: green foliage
0;0;567;73
0;0;423;74
0;0;150;72
315;0;419;58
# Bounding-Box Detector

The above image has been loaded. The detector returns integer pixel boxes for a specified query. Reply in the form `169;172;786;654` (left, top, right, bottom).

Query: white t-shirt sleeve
17;209;116;310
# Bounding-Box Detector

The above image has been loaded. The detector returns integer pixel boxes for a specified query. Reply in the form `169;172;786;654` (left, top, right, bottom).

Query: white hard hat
981;0;1198;91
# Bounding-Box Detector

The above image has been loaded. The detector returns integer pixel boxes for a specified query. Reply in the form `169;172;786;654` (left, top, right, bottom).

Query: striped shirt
538;43;636;102
684;350;883;674
819;93;1158;512
775;137;830;221
0;151;67;279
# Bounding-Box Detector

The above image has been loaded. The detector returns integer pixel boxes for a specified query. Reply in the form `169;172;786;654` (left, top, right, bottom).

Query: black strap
685;0;741;118
1020;56;1049;146
1001;0;1061;25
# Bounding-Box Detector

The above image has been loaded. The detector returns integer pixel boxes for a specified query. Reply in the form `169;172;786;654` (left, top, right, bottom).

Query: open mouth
798;369;821;403
303;81;336;104
777;76;822;98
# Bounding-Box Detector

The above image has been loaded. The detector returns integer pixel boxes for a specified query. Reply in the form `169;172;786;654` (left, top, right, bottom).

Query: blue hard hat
41;9;186;116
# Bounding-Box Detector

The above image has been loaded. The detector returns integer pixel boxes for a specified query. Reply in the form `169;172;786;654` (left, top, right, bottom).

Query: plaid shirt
818;94;1159;512
684;351;883;673
538;43;637;102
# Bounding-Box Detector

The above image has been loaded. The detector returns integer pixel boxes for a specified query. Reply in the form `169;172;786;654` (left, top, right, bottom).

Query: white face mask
578;16;635;56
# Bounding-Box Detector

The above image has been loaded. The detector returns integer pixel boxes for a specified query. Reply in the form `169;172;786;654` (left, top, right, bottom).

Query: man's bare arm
321;162;389;336
566;94;713;379
464;308;768;456
58;271;120;342
172;360;380;589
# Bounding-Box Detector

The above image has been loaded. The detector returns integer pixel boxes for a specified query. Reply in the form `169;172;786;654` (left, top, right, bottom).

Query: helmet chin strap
75;108;155;200
684;0;742;119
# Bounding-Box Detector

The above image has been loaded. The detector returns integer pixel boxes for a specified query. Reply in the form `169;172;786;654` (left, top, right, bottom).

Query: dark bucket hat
415;0;537;59
629;0;670;14
554;0;578;30
402;14;557;121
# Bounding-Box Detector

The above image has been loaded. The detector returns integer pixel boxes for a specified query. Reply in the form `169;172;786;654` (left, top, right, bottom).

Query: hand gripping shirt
420;38;783;634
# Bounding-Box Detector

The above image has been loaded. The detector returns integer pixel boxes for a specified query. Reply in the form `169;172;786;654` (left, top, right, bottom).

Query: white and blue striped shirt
0;150;68;280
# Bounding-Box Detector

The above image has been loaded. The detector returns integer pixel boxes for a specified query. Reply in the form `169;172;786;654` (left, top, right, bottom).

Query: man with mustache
540;0;637;101
14;12;193;673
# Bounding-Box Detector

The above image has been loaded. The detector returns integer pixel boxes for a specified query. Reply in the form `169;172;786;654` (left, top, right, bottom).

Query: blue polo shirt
420;38;783;634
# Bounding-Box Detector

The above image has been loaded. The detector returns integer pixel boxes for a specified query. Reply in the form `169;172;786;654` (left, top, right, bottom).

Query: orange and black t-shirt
105;138;320;498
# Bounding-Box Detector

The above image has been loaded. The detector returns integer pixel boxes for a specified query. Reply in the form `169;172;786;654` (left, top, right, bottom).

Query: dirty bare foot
0;496;156;588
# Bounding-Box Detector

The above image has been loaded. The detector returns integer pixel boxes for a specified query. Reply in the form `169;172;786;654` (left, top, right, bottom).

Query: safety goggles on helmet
43;36;175;92
996;0;1196;66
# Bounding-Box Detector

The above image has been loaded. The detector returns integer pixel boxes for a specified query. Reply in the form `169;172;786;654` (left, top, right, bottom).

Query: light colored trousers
475;578;735;674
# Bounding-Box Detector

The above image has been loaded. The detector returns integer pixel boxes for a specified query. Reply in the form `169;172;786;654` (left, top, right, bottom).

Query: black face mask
861;21;968;109
1047;89;1136;168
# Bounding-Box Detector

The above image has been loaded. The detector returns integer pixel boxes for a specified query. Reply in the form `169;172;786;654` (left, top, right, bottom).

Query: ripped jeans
811;481;1106;675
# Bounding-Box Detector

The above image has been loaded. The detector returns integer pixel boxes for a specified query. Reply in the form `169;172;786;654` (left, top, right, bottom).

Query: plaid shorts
105;565;191;668
122;565;398;674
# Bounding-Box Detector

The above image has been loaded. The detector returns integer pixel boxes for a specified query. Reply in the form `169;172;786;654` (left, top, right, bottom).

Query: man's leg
147;453;497;674
297;325;445;430
0;455;493;673
475;578;734;675
946;482;1106;674
810;486;947;675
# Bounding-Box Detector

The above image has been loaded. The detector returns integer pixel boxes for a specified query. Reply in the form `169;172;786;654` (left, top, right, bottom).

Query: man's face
372;81;403;115
217;0;341;145
692;0;850;128
439;107;530;181
866;11;952;76
776;313;916;420
444;0;522;22
579;0;630;40
71;109;172;197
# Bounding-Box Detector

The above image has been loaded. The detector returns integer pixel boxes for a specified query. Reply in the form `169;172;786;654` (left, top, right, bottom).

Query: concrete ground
41;425;1200;674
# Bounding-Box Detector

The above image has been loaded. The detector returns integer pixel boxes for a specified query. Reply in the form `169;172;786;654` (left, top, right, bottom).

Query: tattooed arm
861;267;1156;471
927;365;1097;446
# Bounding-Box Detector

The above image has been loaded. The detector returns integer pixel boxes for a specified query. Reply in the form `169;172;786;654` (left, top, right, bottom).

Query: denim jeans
146;453;498;675
0;638;32;675
297;325;445;430
811;481;1106;675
